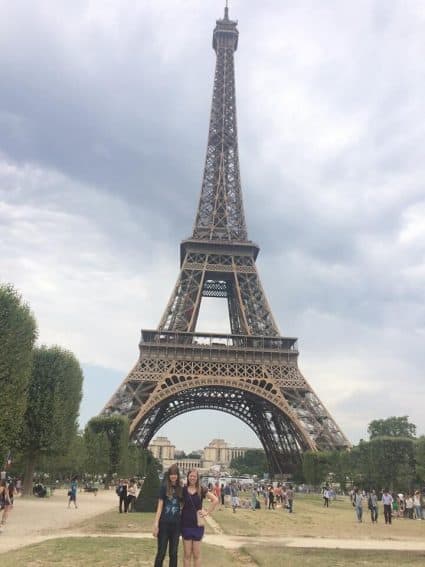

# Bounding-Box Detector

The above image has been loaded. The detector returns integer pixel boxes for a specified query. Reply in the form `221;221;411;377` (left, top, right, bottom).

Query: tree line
230;416;425;492
0;283;158;494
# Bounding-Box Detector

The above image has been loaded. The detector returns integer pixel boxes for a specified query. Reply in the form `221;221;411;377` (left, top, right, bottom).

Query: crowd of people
115;478;140;513
205;480;295;513
349;487;425;524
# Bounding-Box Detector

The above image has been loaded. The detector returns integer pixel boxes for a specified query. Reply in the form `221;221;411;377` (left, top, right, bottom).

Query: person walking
67;476;78;509
413;491;421;520
353;488;363;523
323;486;330;507
153;464;183;567
268;485;275;510
286;484;294;513
127;478;138;513
382;488;393;525
181;468;218;567
368;490;378;523
420;490;425;520
0;480;12;532
230;483;239;513
251;485;258;510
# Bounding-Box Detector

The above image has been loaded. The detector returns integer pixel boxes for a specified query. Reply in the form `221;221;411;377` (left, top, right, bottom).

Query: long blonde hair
186;468;202;498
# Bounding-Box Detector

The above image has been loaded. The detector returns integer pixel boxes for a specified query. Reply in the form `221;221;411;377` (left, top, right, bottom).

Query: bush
134;459;161;512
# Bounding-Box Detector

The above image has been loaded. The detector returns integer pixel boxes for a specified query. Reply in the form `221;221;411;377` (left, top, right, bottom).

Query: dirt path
1;491;425;555
0;488;117;553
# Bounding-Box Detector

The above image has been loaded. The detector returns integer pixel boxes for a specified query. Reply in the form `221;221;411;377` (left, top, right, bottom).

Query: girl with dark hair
181;468;218;567
153;464;183;567
0;480;12;532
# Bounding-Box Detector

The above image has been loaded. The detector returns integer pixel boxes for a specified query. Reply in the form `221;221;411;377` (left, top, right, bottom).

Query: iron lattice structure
104;7;350;474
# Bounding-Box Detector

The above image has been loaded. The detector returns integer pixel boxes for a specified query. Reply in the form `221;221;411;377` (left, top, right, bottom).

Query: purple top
181;486;207;529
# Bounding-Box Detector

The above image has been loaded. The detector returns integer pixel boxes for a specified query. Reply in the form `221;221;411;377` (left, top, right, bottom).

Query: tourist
0;480;12;532
268;485;275;510
67;476;78;509
275;483;282;506
368;490;378;523
405;494;414;519
353;488;363;523
413;491;421;520
382;488;393;525
213;482;221;508
153;464;183;567
251;485;258;510
323;485;330;507
127;478;138;512
286;484;294;513
420;490;425;520
398;493;405;517
392;494;399;518
181;468;218;567
230;482;239;513
281;485;288;510
220;483;225;507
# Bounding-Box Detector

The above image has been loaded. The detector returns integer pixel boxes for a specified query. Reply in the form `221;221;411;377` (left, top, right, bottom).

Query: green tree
84;426;110;477
0;283;37;456
230;449;268;477
86;415;130;480
415;436;425;484
187;451;202;459
302;451;332;487
351;437;416;491
134;454;161;512
39;430;87;481
368;416;416;440
20;346;83;495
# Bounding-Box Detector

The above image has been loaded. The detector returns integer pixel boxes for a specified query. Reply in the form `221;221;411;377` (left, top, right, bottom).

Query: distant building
148;436;251;472
149;437;176;470
202;439;248;469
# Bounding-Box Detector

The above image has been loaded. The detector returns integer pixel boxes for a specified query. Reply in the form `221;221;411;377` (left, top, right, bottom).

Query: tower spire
192;6;246;242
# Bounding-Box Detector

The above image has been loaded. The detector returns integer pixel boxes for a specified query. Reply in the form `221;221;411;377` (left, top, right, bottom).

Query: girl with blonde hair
181;468;218;567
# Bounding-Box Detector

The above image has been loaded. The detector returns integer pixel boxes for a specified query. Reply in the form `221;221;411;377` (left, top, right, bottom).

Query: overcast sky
1;0;424;453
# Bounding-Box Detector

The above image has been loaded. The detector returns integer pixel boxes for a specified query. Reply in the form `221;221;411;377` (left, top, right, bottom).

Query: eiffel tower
104;6;350;474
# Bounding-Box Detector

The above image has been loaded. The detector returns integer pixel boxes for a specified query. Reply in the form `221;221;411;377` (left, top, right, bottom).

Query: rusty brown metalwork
103;7;350;474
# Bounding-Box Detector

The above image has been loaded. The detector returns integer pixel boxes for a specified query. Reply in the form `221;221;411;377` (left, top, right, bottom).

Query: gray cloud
1;1;424;448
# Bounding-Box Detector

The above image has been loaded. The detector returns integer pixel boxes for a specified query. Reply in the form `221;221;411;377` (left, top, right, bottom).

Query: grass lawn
213;494;425;540
69;509;157;533
0;537;243;567
71;509;213;534
244;546;425;567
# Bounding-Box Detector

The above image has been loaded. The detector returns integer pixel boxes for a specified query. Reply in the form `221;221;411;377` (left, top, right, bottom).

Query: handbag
189;491;205;527
196;509;205;527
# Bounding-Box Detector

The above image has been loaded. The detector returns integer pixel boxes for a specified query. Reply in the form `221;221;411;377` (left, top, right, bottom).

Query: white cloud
1;0;424;448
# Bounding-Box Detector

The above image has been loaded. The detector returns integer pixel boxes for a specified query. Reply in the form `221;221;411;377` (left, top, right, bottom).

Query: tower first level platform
105;329;350;474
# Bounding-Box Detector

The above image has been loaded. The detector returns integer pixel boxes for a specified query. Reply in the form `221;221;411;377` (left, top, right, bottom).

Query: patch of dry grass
244;546;425;566
214;494;425;540
0;537;239;567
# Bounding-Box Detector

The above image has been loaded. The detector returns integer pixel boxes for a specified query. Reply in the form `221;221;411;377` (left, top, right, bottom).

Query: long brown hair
186;468;202;498
166;464;182;499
